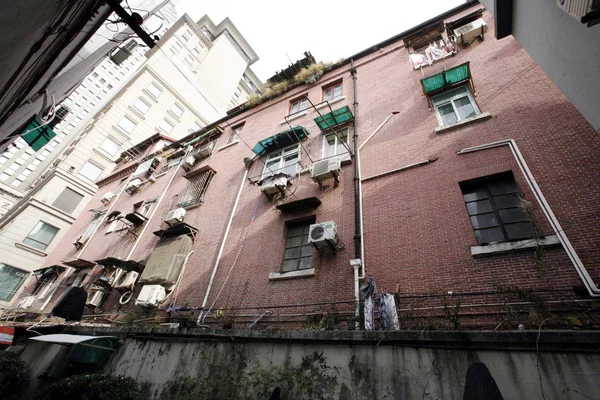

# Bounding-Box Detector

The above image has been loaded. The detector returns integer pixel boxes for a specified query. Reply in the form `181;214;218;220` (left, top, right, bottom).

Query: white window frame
171;104;184;118
78;160;103;183
290;97;308;115
261;144;300;180
322;127;350;160
99;136;121;157
147;82;162;98
323;82;343;102
23;221;59;251
431;85;480;126
117;115;137;134
133;98;150;115
159;119;175;134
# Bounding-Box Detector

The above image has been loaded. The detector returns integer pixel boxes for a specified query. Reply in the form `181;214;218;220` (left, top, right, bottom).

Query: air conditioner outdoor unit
556;0;595;22
165;208;186;225
182;156;195;171
18;296;36;309
135;284;166;308
125;178;143;194
86;291;105;308
114;271;139;291
311;158;341;182
453;18;488;45
261;175;288;196
100;192;115;206
308;221;338;248
192;141;215;160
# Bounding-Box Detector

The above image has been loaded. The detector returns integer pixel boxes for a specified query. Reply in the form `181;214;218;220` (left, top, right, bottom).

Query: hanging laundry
360;278;376;331
379;291;400;330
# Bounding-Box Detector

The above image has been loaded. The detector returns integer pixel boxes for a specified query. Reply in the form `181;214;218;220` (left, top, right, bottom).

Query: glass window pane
465;199;493;215
474;227;505;245
282;259;297;272
300;245;313;257
159;119;174;133
470;213;499;229
432;86;468;103
286;236;302;248
117;116;136;133
288;225;304;237
462;187;489;202
334;84;342;98
78;162;103;182
24;222;58;250
298;256;312;270
99;137;120;157
133;99;150;115
493;193;521;209
438;103;457;125
498;208;529;224
454;96;476;119
505;222;534;241
52;187;84;214
284;247;300;260
0;264;27;301
489;179;518;196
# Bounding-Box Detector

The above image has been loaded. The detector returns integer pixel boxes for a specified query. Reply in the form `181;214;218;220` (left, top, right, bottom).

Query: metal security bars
177;169;215;209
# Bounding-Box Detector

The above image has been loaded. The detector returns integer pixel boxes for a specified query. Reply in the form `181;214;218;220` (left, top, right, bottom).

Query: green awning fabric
252;126;310;156
421;62;471;95
21;115;57;151
314;106;354;131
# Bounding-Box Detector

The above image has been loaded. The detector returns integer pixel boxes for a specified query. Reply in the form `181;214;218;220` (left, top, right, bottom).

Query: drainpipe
197;167;249;323
349;60;362;329
458;139;600;297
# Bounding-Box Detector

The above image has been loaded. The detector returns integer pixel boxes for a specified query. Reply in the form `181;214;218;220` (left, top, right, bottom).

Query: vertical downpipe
350;60;361;329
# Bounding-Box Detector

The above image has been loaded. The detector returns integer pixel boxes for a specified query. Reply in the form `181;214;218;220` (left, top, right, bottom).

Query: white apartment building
0;13;262;308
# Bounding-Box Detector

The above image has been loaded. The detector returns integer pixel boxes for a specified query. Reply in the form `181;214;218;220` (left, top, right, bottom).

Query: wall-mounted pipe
458;139;600;297
197;167;249;323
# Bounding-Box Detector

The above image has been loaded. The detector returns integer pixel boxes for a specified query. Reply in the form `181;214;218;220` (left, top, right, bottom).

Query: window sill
269;268;315;281
128;106;147;120
218;140;240;151
93;148;115;163
471;235;560;258
15;242;47;257
142;89;159;103
112;125;132;139
315;96;346;109
435;112;492;134
167;110;182;123
279;110;308;125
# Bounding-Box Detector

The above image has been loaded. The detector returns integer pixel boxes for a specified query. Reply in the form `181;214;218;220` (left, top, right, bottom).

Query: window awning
420;62;471;96
94;257;144;272
251;126;310;156
62;259;96;269
276;197;322;213
21;115;57;151
314;106;354;131
153;222;199;241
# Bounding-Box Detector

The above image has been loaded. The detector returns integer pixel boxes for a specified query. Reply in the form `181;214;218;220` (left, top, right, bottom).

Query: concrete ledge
65;326;600;353
15;242;47;257
435;112;492;134
217;140;239;151
269;268;315;281
471;235;560;258
279;110;307;125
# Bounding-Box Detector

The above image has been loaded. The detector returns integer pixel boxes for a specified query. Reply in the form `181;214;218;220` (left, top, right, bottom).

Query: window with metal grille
460;172;535;245
52;187;84;215
48;106;70;129
177;168;215;208
282;220;313;272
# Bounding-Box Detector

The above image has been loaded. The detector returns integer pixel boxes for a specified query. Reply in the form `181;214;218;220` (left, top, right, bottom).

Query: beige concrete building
0;13;262;307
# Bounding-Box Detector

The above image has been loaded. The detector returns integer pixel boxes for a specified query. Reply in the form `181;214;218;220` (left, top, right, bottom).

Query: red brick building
16;2;600;330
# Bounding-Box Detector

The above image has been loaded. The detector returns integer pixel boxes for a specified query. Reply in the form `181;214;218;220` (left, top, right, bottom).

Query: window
460;173;535;245
182;31;191;41
91;72;99;79
290;97;309;115
184;55;194;65
322;128;349;159
117;116;137;134
189;121;202;133
159;119;175;134
32;268;60;298
229;123;243;143
178;168;215;208
23;221;59;251
52;187;84;214
282;221;313;272
432;85;479;126
262;145;300;180
139;199;156;216
78;161;103;183
0;263;27;301
147;82;162;98
99;137;120;157
133;98;150;115
323;82;343;102
193;46;201;55
171;104;184;118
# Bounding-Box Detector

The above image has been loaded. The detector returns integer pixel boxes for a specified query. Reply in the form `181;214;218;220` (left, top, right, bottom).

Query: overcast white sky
174;0;466;82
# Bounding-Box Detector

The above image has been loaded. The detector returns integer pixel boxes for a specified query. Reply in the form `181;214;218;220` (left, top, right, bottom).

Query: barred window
178;168;215;208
